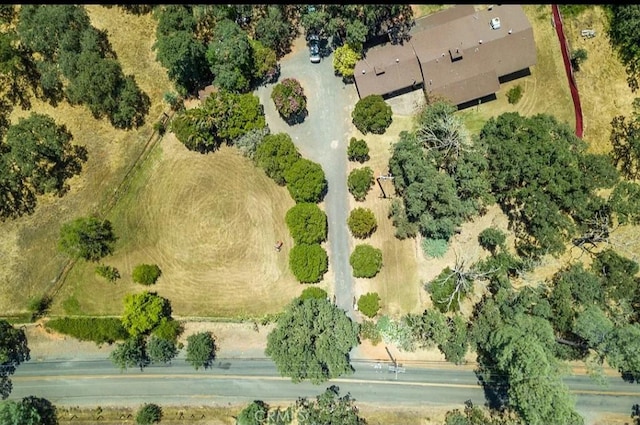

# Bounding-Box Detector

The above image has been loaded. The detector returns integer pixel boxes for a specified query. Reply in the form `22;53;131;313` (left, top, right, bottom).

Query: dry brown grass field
0;6;174;315
52;136;301;317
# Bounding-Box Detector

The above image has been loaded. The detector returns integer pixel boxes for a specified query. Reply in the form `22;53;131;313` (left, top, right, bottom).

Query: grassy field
0;6;174;315
347;116;426;317
52;136;301;318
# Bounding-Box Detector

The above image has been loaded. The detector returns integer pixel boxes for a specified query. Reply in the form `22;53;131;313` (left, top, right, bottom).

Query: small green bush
348;207;377;238
132;264;162;285
359;319;382;345
62;296;82;315
421;238;449;258
347;137;370;163
285;203;328;244
299;286;328;301
347;167;374;201
357;292;381;318
352;94;392;135
478;227;507;254
45;317;129;345
28;295;52;322
136;403;162;425
350;244;383;278
96;264;120;283
506;85;523;105
152;318;184;342
289;243;329;283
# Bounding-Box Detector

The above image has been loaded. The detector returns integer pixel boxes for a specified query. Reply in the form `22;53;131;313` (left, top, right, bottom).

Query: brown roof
353;4;537;106
355;41;423;99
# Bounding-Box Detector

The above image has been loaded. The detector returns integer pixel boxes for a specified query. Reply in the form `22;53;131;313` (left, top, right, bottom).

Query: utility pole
377;172;394;199
385;346;405;380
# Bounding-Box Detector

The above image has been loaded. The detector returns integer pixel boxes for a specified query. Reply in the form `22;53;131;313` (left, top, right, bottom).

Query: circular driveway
256;35;359;317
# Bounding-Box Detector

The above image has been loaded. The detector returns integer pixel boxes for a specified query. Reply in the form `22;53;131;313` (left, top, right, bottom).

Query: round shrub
357;292;381;318
347;167;374;201
271;78;307;124
285;203;328;244
350;244;383;278
284;158;327;203
352;94;392;135
132;264;162;285
478;227;506;254
136;403;162;425
299;286;328;301
347;207;377;238
289;243;329;283
347;137;370;163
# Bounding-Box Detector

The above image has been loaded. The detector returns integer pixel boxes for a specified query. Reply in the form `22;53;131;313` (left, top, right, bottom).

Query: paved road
255;36;359;317
9;358;640;422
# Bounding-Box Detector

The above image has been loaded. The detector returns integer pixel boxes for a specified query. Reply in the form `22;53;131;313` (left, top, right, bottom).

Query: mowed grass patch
0;7;173;315
53;134;301;318
458;5;574;136
348;116;425;317
561;6;636;153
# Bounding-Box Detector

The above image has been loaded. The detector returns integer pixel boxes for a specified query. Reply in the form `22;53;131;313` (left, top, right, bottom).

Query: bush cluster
271;78;307;122
45;317;129;345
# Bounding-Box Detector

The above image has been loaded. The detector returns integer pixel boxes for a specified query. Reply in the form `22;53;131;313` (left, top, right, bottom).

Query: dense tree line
16;5;150;129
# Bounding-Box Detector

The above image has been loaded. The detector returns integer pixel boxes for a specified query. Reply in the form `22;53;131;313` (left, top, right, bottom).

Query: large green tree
236;400;269;425
17;5;149;129
152;5;212;95
481;112;618;257
121;291;172;337
171;90;266;153
296;385;367;425
206;18;253;93
185;331;216;370
607;5;640;92
352;94;392;135
471;291;584;425
609;114;640;180
57;216;116;262
136;403;162;425
254;132;300;185
254;6;293;58
265;297;359;383
0;399;41;425
389;132;467;241
1;113;86;220
289;243;328;283
109;336;149;371
0;320;30;400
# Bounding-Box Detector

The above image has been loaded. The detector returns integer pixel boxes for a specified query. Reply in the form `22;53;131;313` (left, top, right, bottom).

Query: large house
353;5;537;108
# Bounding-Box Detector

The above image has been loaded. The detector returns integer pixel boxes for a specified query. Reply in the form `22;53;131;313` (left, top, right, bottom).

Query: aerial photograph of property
2;4;640;425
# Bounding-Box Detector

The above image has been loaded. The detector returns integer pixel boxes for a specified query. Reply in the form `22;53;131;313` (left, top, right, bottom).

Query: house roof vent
490;17;501;30
449;47;463;62
374;66;385;75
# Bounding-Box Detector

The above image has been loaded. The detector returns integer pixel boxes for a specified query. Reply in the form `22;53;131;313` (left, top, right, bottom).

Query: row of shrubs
95;263;162;285
45;317;129;345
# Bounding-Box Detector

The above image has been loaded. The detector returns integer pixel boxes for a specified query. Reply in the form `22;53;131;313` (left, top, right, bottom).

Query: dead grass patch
0;6;174;315
562;6;635;154
52;136;301;318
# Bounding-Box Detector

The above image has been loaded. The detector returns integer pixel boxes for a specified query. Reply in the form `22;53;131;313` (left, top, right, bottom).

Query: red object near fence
552;4;584;139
